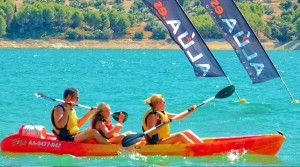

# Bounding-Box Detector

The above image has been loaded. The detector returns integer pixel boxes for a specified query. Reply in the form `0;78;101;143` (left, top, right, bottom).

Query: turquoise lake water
0;49;299;166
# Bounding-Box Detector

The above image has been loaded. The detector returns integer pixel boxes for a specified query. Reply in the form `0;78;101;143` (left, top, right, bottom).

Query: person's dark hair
63;87;78;98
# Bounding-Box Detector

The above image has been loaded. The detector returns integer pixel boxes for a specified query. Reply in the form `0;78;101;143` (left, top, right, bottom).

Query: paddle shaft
53;98;92;110
35;93;127;121
197;96;215;108
35;93;93;110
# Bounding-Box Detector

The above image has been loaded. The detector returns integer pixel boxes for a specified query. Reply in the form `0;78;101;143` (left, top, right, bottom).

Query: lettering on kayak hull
10;138;61;149
28;140;61;148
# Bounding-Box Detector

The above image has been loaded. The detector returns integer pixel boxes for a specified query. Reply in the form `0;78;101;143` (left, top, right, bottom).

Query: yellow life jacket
142;109;170;144
51;105;79;136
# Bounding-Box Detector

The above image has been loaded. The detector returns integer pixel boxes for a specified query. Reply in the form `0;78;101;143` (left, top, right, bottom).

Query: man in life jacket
51;87;109;144
142;94;203;144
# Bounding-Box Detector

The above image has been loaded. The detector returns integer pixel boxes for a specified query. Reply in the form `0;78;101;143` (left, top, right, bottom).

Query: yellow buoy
239;99;247;103
292;100;299;104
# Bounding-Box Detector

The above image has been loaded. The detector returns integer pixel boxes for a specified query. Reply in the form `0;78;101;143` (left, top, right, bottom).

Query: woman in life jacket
91;103;131;144
142;94;203;144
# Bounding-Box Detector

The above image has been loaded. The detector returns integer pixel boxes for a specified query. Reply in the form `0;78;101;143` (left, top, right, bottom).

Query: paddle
121;85;235;147
35;92;128;123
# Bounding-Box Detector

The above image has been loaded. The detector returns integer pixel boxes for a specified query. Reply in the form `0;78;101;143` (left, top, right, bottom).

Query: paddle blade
215;85;235;99
35;92;44;98
112;111;128;123
122;133;144;147
35;92;53;101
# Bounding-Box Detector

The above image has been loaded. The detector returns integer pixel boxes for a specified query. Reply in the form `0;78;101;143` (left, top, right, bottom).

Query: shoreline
0;39;298;50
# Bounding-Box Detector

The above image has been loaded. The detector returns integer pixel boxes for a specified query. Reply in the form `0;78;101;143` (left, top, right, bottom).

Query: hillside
12;0;287;38
9;0;299;49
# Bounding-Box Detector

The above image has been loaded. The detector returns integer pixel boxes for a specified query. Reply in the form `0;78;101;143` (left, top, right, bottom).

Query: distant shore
0;39;298;50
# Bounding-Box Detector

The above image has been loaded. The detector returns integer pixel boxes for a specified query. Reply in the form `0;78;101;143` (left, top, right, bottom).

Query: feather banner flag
201;0;280;84
142;0;226;77
200;0;298;103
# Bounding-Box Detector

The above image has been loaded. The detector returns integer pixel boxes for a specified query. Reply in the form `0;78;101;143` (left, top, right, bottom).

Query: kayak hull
1;130;285;157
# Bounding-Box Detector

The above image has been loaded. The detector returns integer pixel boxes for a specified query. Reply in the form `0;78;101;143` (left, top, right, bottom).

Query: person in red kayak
91;103;131;144
142;94;203;144
51;87;109;144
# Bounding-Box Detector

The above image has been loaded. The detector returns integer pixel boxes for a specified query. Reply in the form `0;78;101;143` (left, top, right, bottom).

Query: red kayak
0;125;285;157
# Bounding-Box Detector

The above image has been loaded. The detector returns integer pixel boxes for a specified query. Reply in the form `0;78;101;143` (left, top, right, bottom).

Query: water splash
117;147;147;161
226;148;247;162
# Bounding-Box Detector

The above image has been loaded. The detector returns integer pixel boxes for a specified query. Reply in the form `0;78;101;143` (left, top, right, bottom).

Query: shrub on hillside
151;25;168;40
144;20;158;31
65;28;88;40
133;30;144;40
101;28;114;40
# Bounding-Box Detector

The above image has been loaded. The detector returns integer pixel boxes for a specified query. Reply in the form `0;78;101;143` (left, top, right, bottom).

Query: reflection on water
116;149;283;166
191;154;283;166
242;154;283;165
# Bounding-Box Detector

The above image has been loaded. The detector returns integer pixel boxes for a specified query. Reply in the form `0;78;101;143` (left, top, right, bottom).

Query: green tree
244;12;266;35
296;18;300;38
108;9;118;30
0;15;6;37
41;4;55;28
281;10;295;22
195;7;206;15
0;0;14;29
83;11;102;30
127;13;136;27
151;25;167;40
133;30;143;40
112;3;125;12
264;5;274;15
100;12;110;30
239;3;264;17
70;0;80;8
15;4;32;30
128;0;148;23
144;20;158;31
0;8;4;17
55;0;65;4
190;14;221;39
53;3;72;28
178;0;185;6
280;0;292;10
114;12;131;36
101;27;113;40
15;3;44;30
94;0;108;8
90;27;113;40
65;27;88;40
268;20;295;41
70;9;84;28
30;5;43;29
